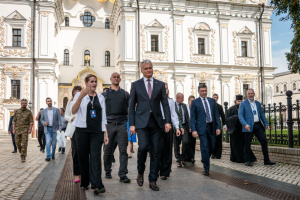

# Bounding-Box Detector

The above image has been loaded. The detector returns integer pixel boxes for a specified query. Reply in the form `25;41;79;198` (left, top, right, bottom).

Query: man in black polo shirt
103;72;130;183
36;108;45;153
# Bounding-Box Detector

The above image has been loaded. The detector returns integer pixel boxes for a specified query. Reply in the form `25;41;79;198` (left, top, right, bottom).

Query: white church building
0;0;275;132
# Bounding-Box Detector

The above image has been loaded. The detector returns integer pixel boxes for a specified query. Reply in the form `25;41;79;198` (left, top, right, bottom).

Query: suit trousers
173;124;189;162
244;123;270;163
71;131;80;176
136;113;162;182
199;123;215;172
11;132;17;151
75;131;104;189
187;131;196;161
104;123;128;178
159;127;173;177
37;127;45;151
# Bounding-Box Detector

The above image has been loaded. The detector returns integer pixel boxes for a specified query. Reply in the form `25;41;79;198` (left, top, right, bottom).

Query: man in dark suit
174;93;191;167
238;89;275;166
8;110;17;153
190;84;221;176
129;59;171;191
211;93;227;159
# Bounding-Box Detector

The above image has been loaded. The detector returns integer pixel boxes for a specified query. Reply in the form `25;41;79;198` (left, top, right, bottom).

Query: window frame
197;38;205;55
80;12;95;27
12;28;22;47
64;49;69;65
151;35;159;52
105;18;110;29
84;50;90;66
11;80;21;99
65;17;69;27
241;41;248;57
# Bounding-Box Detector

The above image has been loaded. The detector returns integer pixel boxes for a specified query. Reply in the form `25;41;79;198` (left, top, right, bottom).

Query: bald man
174;93;191;167
103;72;131;183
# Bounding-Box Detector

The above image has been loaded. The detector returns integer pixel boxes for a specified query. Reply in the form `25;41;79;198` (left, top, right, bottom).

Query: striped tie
203;98;211;123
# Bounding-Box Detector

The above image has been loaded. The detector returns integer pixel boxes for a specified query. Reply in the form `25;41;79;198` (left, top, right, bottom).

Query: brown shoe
149;182;159;191
136;174;144;186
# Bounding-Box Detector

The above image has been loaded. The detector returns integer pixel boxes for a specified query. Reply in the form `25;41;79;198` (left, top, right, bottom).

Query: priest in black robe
228;95;256;163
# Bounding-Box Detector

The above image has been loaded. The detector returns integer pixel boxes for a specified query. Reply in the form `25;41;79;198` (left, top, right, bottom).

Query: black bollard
286;91;294;148
224;102;229;143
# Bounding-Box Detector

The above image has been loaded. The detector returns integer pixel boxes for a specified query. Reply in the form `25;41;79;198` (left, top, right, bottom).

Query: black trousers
174;124;189;162
187;131;196;161
159;128;173;177
38;127;45;151
136;113;162;182
212;133;223;159
75;131;104;189
71;132;80;176
104;123;128;178
244;123;270;163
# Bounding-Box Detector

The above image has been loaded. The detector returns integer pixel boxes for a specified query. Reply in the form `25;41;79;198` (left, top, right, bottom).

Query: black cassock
227;105;256;163
212;103;226;159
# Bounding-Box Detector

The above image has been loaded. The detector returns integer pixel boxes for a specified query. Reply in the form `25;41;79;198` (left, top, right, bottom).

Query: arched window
105;18;110;29
64;49;69;65
293;82;296;90
65;17;69;27
63;97;68;109
105;51;110;66
276;85;279;93
284;84;287;92
80;12;95;27
84;50;90;66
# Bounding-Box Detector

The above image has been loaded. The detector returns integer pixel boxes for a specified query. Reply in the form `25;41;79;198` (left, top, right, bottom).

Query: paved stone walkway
0;137;62;200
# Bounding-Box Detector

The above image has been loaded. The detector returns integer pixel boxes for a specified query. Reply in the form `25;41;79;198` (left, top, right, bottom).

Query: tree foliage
270;0;300;73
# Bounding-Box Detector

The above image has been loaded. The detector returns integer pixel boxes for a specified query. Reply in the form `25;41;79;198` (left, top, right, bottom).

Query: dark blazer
238;99;268;132
175;102;190;130
190;97;221;136
217;103;226;126
8;115;14;132
129;78;171;129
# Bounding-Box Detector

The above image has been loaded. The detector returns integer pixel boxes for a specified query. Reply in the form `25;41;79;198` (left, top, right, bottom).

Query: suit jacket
174;102;190;130
129;78;171;129
238;99;268;132
8;115;14;132
40;107;62;133
190;97;221;136
217;103;226;126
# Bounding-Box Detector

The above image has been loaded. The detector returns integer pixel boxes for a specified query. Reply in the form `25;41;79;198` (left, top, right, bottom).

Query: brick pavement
0;137;64;200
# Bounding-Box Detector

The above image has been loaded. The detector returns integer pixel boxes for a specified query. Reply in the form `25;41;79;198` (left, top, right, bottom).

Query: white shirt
175;102;185;124
47;109;53;126
143;77;153;94
248;99;259;122
200;97;212;123
65;100;77;123
71;92;107;131
160;98;179;129
187;105;191;117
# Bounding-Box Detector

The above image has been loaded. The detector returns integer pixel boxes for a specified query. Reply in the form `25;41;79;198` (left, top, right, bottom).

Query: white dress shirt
200;97;212;123
175;102;185;124
248;99;259;122
72;92;107;131
65;100;77;123
47;109;53;126
160;98;179;129
187;105;191;117
143;77;153;93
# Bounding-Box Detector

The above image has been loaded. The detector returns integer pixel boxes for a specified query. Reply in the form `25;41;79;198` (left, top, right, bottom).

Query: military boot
21;156;26;163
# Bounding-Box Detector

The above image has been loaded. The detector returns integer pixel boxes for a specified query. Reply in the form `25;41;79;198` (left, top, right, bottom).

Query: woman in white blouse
64;86;82;183
72;74;109;195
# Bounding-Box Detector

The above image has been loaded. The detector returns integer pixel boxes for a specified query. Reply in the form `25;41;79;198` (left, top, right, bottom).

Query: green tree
270;0;300;73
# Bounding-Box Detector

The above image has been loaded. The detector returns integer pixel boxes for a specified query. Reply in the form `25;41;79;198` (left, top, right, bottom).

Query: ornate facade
0;0;275;132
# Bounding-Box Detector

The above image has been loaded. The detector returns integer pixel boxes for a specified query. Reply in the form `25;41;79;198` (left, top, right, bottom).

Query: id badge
253;110;257;115
90;110;96;118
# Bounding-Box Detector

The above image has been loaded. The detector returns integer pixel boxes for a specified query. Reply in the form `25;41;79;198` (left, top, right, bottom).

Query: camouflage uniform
12;108;33;160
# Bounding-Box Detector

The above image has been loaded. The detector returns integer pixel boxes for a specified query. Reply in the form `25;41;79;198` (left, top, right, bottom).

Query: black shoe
42;150;45;153
149;182;159;191
112;156;115;163
105;172;112;179
211;154;216;159
62;148;65;154
137;174;144;186
245;161;253;166
82;186;89;190
264;161;276;165
12;150;17;153
177;162;182;168
120;176;131;183
203;171;209;176
161;176;167;180
58;148;61;152
40;147;42;152
94;188;105;195
45;158;50;162
191;159;195;164
128;156;132;159
52;156;55;160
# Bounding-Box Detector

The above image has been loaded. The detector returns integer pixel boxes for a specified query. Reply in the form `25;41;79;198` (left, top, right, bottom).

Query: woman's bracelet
104;133;108;136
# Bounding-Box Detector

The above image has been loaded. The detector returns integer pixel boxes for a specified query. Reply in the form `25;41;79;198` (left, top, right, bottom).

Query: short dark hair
198;84;207;90
72;86;82;97
188;95;195;101
46;97;52;102
21;99;27;102
60;108;65;113
213;93;218;97
40;108;44;110
103;88;109;92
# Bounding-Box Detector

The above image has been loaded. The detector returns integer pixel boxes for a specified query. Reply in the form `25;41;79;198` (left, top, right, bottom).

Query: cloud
272;40;280;45
272;48;290;73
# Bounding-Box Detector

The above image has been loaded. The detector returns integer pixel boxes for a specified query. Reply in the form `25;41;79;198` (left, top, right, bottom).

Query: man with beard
227;95;256;163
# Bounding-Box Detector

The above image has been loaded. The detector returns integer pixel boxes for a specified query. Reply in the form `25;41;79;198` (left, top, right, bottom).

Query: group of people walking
9;59;276;195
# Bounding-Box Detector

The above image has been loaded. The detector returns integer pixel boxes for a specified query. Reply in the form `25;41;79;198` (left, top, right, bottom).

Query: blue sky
271;12;293;73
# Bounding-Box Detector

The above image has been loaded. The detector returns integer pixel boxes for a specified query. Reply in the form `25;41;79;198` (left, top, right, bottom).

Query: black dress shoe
203;171;209;176
94;188;105;195
161;176;167;180
211;154;216;159
191;159;195;164
82;186;89;190
137;174;144;186
245;161;253;166
120;176;131;183
264;161;276;165
45;158;50;162
12;150;17;153
52;156;55;160
105;172;112;179
112;156;115;163
182;160;187;167
58;148;61;152
149;182;159;191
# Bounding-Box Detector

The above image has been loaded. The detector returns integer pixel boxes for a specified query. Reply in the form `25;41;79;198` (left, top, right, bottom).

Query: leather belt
108;122;124;125
206;122;213;125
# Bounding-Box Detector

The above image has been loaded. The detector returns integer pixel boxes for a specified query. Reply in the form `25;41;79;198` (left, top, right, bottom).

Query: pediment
194;22;210;31
238;26;253;34
146;19;164;28
5;10;26;20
